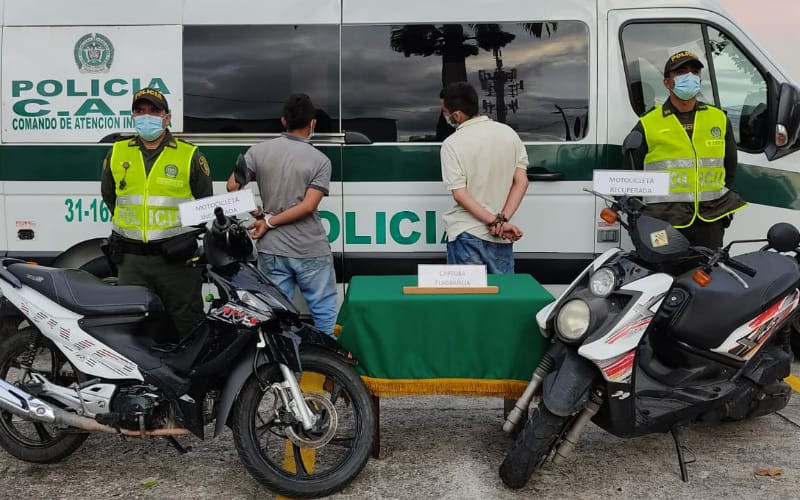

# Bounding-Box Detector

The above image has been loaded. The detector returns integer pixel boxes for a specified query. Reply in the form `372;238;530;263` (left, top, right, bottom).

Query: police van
1;0;798;293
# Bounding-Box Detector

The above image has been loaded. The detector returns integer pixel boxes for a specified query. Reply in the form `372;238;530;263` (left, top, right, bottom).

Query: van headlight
555;299;591;341
589;267;618;297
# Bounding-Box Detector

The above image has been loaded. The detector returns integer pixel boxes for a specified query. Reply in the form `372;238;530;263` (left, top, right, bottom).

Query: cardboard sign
593;170;670;196
417;264;487;288
179;191;256;226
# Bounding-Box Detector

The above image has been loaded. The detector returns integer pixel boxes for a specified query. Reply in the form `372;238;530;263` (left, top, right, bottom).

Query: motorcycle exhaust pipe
0;378;189;437
552;390;603;465
503;353;555;434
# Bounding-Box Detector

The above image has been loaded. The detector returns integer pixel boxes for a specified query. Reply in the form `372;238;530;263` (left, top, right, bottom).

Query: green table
337;274;553;399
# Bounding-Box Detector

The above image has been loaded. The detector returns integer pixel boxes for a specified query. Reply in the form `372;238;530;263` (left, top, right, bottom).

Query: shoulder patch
198;155;210;176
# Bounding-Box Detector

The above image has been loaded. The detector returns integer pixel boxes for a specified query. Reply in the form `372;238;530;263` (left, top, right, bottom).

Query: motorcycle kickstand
670;425;695;482
165;436;191;454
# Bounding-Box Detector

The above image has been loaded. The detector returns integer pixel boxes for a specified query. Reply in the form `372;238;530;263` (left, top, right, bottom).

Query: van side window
182;25;340;134
341;21;589;143
620;23;712;115
708;27;768;152
621;23;768;152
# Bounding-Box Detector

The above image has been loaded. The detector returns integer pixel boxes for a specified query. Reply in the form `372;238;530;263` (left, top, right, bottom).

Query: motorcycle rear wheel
0;328;88;463
499;404;571;489
231;348;374;498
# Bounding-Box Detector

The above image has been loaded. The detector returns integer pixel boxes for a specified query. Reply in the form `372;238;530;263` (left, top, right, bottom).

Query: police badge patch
164;165;179;178
711;126;722;138
198;155;210;176
74;33;114;74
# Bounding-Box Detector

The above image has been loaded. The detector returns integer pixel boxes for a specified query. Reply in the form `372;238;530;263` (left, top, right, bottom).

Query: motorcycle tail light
600;208;618;224
693;269;712;287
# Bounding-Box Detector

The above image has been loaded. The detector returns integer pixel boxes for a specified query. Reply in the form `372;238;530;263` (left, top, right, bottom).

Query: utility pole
478;48;523;126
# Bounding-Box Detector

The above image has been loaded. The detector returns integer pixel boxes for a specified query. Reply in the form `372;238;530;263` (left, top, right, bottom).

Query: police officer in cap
101;88;213;342
624;51;746;248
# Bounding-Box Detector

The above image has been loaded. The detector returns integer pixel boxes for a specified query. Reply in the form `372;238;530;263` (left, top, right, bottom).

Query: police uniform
100;91;213;342
623;54;746;248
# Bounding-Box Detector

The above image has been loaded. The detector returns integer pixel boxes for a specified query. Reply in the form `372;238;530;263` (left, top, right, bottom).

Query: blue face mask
134;114;165;141
672;73;701;101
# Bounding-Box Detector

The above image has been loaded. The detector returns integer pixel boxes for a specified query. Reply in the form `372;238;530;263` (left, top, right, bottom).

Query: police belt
119;239;168;256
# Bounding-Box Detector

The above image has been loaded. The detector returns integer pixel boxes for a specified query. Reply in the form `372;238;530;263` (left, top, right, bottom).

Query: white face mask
443;112;458;128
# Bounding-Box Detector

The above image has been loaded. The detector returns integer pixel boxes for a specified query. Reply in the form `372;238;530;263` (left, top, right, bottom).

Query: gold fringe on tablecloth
359;376;527;399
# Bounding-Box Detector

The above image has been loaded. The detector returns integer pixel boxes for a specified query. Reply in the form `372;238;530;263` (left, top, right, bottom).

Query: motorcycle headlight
589;267;618;297
237;290;271;312
556;299;591;341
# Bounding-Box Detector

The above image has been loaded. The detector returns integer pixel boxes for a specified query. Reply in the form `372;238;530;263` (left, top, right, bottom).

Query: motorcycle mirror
767;222;800;252
233;154;249;188
622;131;643;154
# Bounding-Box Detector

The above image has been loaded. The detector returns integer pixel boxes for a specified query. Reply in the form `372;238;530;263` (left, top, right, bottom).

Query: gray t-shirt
245;134;331;258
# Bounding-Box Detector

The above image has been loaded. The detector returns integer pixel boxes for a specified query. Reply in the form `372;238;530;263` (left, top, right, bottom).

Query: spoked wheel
0;328;88;463
232;349;374;498
499;405;572;489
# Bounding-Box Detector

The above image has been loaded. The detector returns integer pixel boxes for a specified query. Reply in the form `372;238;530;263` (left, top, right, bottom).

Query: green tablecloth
336;274;553;398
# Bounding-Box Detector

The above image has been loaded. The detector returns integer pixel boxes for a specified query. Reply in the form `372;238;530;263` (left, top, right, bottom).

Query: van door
340;0;597;285
606;7;800;249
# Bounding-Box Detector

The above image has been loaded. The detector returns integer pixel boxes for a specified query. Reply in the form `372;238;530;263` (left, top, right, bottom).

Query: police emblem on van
74;33;114;73
164;165;179;178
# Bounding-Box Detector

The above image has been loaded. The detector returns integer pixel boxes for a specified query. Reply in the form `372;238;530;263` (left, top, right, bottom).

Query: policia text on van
0;0;799;292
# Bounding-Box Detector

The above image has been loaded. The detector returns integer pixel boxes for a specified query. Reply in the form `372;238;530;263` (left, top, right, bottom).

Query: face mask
134;114;165;141
672;73;701;101
443;112;458;128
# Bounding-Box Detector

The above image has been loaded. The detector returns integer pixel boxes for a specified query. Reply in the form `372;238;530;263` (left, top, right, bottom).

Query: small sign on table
402;264;498;294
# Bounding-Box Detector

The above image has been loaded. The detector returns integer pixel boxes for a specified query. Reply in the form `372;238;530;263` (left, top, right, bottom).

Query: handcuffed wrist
265;216;277;229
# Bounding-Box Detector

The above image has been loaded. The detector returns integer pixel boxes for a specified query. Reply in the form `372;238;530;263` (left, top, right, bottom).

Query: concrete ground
1;363;799;500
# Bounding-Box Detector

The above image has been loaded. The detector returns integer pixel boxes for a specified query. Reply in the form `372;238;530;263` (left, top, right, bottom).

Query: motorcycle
0;206;374;498
499;131;800;488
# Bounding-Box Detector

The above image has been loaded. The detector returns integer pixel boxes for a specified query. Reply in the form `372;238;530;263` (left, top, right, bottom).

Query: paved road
1;364;799;499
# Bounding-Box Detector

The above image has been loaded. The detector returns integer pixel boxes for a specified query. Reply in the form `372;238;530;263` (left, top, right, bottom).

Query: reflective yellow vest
110;138;196;242
641;104;743;227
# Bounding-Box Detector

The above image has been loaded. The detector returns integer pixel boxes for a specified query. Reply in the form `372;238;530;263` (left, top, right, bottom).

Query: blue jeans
446;232;514;274
257;253;338;335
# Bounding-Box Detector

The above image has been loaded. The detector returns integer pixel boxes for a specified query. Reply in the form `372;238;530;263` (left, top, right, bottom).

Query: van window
341;21;590;143
708;27;768;151
183;25;340;134
621;23;768;152
620;23;713;115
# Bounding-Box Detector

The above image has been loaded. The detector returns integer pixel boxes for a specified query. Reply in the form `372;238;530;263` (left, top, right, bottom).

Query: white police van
0;0;798;293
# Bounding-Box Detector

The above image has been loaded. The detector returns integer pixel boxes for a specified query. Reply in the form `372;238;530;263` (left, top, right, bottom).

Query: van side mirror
768;82;800;160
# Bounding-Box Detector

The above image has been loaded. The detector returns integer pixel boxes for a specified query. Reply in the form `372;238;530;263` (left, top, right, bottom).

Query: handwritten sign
178;191;256;226
417;264;487;288
593;171;670;196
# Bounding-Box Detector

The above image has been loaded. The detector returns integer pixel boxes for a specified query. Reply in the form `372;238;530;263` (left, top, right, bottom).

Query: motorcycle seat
7;263;163;316
669;251;800;351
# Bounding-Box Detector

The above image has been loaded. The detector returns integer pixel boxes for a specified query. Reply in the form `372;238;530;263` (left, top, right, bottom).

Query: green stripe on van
0;144;797;212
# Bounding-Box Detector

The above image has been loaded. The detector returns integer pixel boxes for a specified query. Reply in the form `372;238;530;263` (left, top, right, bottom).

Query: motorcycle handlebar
725;257;757;278
214;206;227;227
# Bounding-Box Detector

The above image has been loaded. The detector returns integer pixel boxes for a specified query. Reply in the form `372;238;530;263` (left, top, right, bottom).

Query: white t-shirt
440;116;529;242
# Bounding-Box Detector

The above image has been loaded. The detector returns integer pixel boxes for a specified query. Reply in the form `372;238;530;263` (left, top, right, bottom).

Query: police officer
101;88;213;343
624;51;746;248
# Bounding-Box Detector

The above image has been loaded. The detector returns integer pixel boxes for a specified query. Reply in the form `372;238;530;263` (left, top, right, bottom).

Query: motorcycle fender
212;324;349;438
542;348;599;417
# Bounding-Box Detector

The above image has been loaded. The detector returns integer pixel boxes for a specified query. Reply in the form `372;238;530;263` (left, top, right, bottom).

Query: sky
721;0;800;82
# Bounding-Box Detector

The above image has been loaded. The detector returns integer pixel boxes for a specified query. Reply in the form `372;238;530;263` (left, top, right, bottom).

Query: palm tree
390;23;557;139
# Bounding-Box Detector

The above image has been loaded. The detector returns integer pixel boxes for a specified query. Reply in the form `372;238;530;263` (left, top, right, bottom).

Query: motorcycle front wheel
231;348;374;498
499;404;571;489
